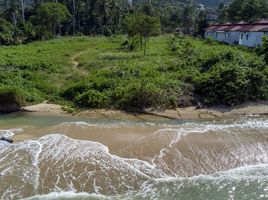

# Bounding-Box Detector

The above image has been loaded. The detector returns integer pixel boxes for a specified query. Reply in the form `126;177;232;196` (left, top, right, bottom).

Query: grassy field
0;37;96;102
0;35;267;111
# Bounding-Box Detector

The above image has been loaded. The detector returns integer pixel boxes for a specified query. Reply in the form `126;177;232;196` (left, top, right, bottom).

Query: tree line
0;0;211;44
218;0;268;22
1;0;267;45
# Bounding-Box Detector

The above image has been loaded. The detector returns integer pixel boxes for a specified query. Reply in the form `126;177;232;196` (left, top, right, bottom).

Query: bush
114;81;165;111
257;36;268;63
0;19;14;45
194;64;268;106
74;90;109;108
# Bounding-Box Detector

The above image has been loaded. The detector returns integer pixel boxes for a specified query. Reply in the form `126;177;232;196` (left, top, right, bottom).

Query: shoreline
20;101;268;121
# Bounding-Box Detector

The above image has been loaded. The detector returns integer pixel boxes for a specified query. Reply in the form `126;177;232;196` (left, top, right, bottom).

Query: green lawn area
0;35;267;111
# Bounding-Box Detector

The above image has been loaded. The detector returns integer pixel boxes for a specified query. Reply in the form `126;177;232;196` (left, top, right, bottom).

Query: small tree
30;2;70;38
122;14;160;56
0;18;14;45
260;36;268;63
136;14;161;56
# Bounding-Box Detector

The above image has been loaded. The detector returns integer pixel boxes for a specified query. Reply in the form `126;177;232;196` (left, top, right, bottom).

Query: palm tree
20;0;25;22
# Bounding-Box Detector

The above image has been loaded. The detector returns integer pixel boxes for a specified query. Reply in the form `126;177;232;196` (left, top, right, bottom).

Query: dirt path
71;50;88;74
71;51;84;68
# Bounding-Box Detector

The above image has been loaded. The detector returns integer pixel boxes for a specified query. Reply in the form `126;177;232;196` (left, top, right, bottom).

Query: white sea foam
23;191;108;200
1;117;268;199
23;163;268;200
59;121;134;128
0;130;15;138
0;128;23;148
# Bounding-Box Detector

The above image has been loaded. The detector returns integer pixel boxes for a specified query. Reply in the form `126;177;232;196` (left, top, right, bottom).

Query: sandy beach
21;101;268;120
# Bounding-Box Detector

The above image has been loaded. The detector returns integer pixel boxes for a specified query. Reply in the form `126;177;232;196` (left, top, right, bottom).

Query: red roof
256;19;268;24
206;20;268;32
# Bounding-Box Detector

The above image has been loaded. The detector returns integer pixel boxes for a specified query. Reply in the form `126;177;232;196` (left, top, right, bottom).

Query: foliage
0;0;209;42
0;37;97;103
122;13;161;56
0;86;25;112
30;2;70;39
220;0;268;22
258;36;268;63
194;64;267;105
0;35;267;111
15;21;36;42
0;18;13;44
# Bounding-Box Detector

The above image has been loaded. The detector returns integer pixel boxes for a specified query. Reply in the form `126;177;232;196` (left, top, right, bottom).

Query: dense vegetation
0;0;210;44
0;0;267;45
133;0;228;8
0;0;268;112
218;0;268;22
0;35;267;111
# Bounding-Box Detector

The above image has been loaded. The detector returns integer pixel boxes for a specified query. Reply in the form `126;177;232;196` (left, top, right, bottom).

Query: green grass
0;35;267;110
0;37;99;103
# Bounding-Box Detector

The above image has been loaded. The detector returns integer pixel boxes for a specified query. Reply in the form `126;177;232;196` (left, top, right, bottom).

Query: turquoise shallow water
0;114;268;200
0;112;184;128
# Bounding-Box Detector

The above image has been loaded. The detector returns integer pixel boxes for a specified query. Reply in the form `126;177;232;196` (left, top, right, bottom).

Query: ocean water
0;114;268;200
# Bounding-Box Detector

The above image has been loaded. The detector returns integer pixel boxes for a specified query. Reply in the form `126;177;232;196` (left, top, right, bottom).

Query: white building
205;20;268;47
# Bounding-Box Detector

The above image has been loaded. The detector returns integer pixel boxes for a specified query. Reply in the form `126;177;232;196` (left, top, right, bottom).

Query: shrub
258;36;268;63
111;81;163;111
194;64;268;106
74;90;109;108
0;19;14;45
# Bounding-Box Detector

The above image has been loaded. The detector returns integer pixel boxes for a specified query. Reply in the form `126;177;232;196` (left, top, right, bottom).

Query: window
241;33;243;39
246;34;249;40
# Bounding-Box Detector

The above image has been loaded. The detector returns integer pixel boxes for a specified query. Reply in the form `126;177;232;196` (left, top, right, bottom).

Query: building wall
239;32;264;47
215;32;225;42
223;32;240;44
205;31;268;47
205;31;216;40
205;31;239;44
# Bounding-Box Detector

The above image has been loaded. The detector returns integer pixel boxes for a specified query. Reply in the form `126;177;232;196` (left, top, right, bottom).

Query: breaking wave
0;116;268;199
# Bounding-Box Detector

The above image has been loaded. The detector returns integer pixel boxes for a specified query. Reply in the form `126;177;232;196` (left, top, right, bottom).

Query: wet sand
1;108;268;199
12;123;164;154
3;100;267;155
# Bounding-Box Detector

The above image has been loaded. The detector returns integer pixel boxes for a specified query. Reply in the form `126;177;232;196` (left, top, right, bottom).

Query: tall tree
241;0;262;22
225;0;268;22
72;0;76;35
123;13;160;56
218;1;228;22
20;0;25;22
181;3;196;34
30;2;70;38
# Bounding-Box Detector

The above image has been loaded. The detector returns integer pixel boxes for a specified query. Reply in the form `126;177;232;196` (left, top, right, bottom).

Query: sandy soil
21;102;63;114
21;101;268;120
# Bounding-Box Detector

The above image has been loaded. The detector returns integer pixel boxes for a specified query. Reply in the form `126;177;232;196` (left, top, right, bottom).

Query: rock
177;95;195;107
0;137;14;143
0;89;24;113
195;101;204;110
0;103;21;113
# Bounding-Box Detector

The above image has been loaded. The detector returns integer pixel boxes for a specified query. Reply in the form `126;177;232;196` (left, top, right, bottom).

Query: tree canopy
219;0;268;22
30;2;70;38
123;13;160;55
